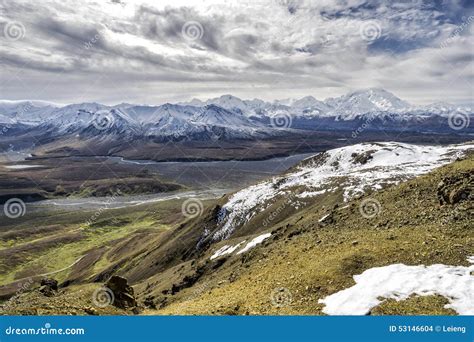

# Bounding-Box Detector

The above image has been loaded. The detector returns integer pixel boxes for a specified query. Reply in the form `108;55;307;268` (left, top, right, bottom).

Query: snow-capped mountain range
0;88;472;142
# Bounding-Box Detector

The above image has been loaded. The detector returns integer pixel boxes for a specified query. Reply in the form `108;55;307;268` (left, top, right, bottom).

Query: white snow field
319;257;474;315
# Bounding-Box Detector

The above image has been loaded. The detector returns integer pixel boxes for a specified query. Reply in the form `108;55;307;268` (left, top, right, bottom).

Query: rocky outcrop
437;172;472;205
39;278;58;297
106;276;136;309
351;150;375;165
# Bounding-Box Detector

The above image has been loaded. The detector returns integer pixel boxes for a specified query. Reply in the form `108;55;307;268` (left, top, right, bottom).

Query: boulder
437;173;472;205
39;278;58;297
449;186;469;205
106;276;137;309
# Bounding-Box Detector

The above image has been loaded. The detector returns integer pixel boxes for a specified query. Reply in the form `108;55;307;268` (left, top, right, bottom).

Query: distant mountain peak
219;94;242;100
1;88;472;142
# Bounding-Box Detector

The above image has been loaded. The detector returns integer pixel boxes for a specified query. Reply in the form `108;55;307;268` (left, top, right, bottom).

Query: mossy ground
0;198;188;288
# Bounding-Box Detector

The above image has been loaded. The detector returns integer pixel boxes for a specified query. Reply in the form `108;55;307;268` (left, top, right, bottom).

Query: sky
0;0;473;105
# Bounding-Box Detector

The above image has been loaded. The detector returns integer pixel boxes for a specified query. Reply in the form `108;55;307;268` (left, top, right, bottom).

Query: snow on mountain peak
212;142;473;241
292;96;322;108
325;88;411;118
206;94;245;109
1;88;471;136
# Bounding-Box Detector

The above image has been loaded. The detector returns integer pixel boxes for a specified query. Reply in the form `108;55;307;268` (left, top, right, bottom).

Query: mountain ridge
0;88;472;144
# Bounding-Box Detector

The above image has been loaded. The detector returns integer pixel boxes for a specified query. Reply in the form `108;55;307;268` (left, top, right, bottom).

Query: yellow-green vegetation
0;198;186;287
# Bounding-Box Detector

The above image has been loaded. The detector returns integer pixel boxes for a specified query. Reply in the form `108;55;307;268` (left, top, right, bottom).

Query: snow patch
318;214;330;222
210;241;246;260
237;233;272;255
297;189;327;198
4;164;43;169
209;233;271;260
213;182;276;240
319;259;474;315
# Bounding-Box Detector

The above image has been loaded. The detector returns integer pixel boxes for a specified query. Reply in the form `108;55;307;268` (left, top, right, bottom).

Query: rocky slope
148;144;473;315
1;142;472;315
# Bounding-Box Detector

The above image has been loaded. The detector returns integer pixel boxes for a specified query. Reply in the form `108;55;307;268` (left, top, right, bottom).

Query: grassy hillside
1;152;472;315
150;152;473;315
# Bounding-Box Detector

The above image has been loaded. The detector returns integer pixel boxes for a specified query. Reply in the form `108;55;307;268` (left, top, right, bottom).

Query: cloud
0;0;472;105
